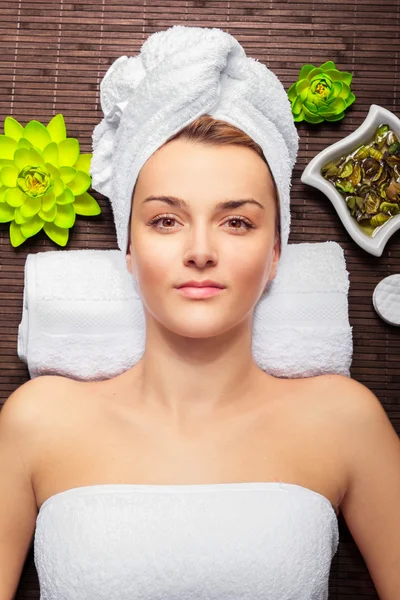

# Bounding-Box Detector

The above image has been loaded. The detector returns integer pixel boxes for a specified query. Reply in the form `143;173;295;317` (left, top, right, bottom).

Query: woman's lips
176;286;225;299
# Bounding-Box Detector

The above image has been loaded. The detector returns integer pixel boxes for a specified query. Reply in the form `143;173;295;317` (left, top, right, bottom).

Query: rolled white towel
17;241;353;381
89;25;300;258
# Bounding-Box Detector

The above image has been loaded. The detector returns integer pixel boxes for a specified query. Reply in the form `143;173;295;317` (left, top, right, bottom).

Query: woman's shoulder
1;375;83;438
298;373;380;444
309;373;389;478
2;375;72;414
0;376;78;500
310;373;382;421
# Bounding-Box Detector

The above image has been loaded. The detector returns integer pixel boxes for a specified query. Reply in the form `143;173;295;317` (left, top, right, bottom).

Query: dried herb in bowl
321;123;400;236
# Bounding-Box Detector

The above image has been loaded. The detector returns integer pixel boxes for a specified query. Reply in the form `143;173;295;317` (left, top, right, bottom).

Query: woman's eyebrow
141;195;265;211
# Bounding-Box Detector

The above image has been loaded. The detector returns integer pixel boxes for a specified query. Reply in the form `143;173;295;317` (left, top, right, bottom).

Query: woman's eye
148;215;255;232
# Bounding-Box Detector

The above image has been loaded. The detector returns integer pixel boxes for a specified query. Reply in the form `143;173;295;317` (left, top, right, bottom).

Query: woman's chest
32;377;345;515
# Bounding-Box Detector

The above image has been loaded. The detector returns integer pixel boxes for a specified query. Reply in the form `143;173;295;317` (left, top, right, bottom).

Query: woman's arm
0;380;41;600
339;377;400;600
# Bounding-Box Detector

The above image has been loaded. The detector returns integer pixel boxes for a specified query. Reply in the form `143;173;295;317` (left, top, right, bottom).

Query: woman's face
126;139;280;338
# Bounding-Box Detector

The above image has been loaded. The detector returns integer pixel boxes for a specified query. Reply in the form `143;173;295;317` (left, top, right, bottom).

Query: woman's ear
262;239;281;295
126;253;132;274
269;235;281;282
125;233;133;274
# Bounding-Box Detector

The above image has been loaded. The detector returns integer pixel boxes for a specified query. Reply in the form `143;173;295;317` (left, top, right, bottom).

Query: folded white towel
17;241;353;381
89;25;300;259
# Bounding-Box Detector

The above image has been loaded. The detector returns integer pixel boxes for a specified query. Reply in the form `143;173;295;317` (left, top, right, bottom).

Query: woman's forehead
135;142;275;201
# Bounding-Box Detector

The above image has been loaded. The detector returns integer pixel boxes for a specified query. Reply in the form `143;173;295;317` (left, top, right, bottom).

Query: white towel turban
90;25;300;259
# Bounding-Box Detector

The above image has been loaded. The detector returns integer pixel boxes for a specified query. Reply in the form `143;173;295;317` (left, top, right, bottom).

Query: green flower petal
295;79;310;96
58;138;80;167
56;186;74;205
324;111;345;122
43;142;59;165
0;186;7;201
310;93;325;107
345;91;356;107
14;207;32;225
309;79;320;95
330;81;343;98
0;135;18;160
299;86;309;102
17;138;33;150
53;177;65;197
317;104;336;116
292;95;303;116
19;196;42;218
293;112;305;122
24;121;51;151
329;96;347;113
302;104;324;123
298;64;315;80
303;99;318;114
4;117;25;141
10;221;28;247
0;159;14;168
59;166;77;184
46;114;66;144
53;202;76;228
307;67;326;81
4;187;26;207
0;165;18;187
73;153;92;173
41;191;56;212
39;203;57;222
287;82;298;103
14;148;32;171
28;147;45;167
323;69;341;82
319;60;336;71
67;171;91;195
304;112;324;124
0;201;15;222
325;95;337;106
45;162;60;180
43;221;69;246
336;81;349;100
306;88;317;103
336;71;352;86
324;69;352;86
20;214;44;239
73;191;101;216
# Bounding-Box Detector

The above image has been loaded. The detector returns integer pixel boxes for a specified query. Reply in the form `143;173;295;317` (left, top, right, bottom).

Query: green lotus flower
287;61;356;124
0;114;100;247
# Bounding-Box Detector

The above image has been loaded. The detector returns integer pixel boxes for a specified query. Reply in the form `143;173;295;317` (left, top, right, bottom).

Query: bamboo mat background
1;1;399;597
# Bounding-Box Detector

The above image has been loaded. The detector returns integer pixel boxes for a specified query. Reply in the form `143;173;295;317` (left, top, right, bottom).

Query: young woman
1;116;399;600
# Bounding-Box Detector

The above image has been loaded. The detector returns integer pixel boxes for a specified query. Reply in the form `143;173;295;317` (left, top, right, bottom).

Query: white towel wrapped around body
34;481;339;600
17;241;353;381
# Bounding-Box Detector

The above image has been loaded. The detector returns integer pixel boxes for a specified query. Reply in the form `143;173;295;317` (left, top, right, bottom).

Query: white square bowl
301;104;400;257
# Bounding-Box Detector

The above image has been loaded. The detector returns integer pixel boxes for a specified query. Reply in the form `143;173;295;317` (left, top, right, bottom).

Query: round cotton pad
372;274;400;327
